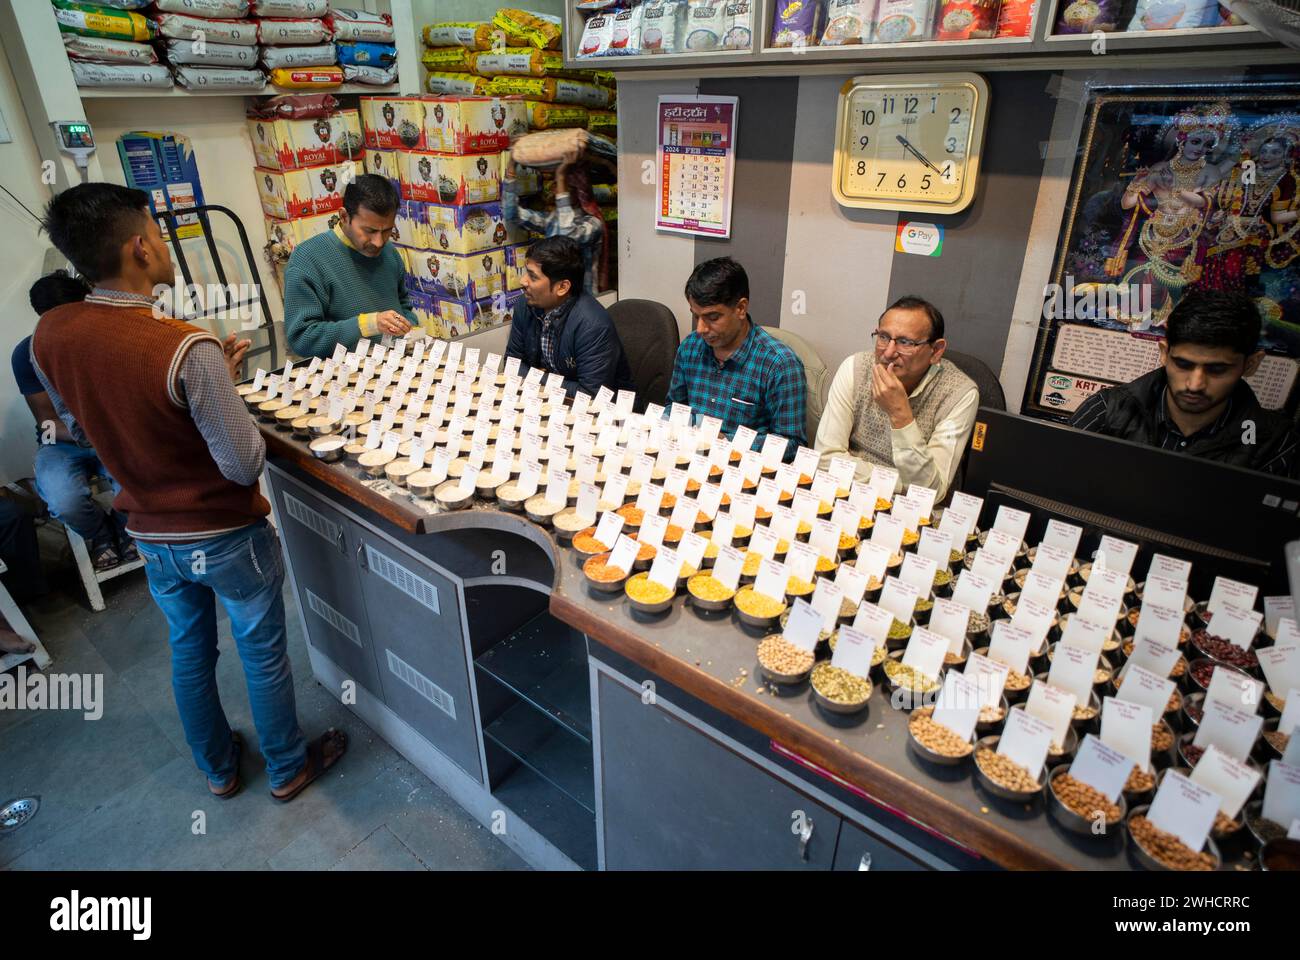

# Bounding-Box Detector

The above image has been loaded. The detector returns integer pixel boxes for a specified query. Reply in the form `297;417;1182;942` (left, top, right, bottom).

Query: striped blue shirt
667;321;807;459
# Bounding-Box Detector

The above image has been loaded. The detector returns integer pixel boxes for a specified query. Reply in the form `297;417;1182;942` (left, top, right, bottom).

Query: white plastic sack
165;38;259;67
260;44;337;69
174;65;268;90
63;34;158;63
342;63;398;85
156;13;258;45
72;61;173;87
154;0;249;17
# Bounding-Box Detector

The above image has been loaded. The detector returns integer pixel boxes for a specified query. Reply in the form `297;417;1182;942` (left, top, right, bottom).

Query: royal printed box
246;111;364;171
263;210;338;256
407;287;445;339
428;201;511;254
398;150;502;205
255;160;361;220
360;95;427;149
423;96;529;155
400;244;505;300
364;148;402;192
503;241;530;291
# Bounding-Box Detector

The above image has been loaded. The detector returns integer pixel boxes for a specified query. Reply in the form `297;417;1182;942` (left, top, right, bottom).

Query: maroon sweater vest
33;299;269;541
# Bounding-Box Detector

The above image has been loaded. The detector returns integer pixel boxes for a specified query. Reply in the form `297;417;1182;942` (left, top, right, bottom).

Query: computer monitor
962;408;1300;595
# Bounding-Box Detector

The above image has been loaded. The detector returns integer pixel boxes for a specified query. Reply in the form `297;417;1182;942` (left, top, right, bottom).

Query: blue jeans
137;520;307;789
34;441;121;544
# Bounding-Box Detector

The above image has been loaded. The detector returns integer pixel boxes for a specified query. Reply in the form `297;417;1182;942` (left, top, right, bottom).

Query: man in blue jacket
505;235;633;397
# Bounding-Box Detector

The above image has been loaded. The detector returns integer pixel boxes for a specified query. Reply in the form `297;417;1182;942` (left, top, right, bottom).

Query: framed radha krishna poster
1024;83;1300;420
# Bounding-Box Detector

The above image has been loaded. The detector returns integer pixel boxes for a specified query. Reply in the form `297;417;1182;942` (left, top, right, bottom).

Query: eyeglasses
872;330;934;353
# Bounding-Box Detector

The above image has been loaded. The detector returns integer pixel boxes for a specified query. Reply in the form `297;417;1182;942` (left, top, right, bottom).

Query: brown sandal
208;732;243;800
271;729;348;804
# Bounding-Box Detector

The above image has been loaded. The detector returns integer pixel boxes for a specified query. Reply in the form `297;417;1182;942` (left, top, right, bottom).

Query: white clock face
839;83;979;207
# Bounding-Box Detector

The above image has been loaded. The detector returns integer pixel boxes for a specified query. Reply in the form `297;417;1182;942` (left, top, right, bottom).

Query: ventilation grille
387;649;455;719
365;544;441;614
306;589;361;647
284;493;340;547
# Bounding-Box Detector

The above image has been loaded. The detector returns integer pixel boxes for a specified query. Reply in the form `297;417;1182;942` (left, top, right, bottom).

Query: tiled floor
0;524;526;871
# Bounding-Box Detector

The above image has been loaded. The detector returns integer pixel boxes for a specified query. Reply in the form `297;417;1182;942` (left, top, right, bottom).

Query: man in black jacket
1068;291;1297;476
505;235;633;397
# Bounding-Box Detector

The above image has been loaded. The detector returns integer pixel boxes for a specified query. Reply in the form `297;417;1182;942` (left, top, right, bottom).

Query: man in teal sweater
283;174;416;358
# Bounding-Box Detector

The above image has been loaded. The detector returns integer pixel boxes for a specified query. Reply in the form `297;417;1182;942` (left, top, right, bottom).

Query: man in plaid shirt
667;258;807;460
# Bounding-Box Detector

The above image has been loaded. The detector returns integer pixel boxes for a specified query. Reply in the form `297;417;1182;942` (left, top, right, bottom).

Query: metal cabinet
355;532;482;782
273;481;384;700
597;672;839;870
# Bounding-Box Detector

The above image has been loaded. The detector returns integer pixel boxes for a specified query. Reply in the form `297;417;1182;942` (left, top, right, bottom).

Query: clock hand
896;135;942;174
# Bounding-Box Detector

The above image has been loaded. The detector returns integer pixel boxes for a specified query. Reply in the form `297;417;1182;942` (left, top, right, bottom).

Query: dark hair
685;257;748;308
343;173;399;218
1166;291;1260;357
29;269;91;315
40;183;152;284
882;295;945;342
526;235;584;293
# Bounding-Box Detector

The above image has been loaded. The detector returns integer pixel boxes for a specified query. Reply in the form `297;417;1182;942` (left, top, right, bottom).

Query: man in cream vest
815;296;978;499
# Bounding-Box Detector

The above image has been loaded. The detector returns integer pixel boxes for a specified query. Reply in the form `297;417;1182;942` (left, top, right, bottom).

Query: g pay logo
895;221;944;257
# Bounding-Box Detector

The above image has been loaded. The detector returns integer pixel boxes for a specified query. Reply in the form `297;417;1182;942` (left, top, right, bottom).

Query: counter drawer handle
357;541;367;570
798;818;814;861
335;527;346;554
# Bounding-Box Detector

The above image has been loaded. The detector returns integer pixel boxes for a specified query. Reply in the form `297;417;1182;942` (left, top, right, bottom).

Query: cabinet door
355;533;482;783
597;673;839;870
273;480;383;699
832;819;929;871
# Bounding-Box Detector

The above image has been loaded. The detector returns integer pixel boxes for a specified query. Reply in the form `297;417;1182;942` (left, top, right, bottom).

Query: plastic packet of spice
1053;0;1123;32
721;0;754;48
874;0;937;40
934;0;1002;38
771;0;823;46
993;0;1036;35
684;0;727;50
641;0;687;54
608;4;645;55
821;0;877;43
1126;0;1219;29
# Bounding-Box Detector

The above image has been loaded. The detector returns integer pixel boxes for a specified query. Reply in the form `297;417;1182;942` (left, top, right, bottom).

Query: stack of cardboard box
360;94;534;339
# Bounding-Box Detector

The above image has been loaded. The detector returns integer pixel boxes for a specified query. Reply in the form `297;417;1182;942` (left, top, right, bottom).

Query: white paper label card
759;434;789;470
1076;590;1122;631
730;492;757;531
835;564;869;608
639;514;669;551
1010;597;1056;652
786;543;818;585
810;519;841;562
964;653;1009;708
517;461;542;499
670;497;700;537
1190;745;1261;819
458;465;480;496
870;514;905;557
852;602;893;647
769;506;798;544
602;473;628;509
849;481;876;517
938;508;974;546
749;526;779;562
635;483;665;517
754;559;787;602
732;425;756;456
1263;760;1300;829
577;483;600;524
576;454;599;485
992;505;1030;544
970;549;1010;585
900;553;938;597
857;542;891;585
1127;634;1180;680
867;465;898;504
792;489;820;525
811;579;843;633
1049;642;1099;705
901;626;948;682
1133;603;1184;649
755;478;780;513
1264;596;1295;639
594;512;625;551
811;471;839;505
828;455;856;489
891;494;924;535
1026;680;1077;749
1206;577;1258;620
1213;604;1263;650
928;598;972;654
1115;664;1175;724
775;464;800;497
1070;734;1133;804
783;599;823;653
952;571;995;614
1204;662;1264;714
1258;647;1300;705
791;446;819;481
648;545;683;591
950;491;984;526
932;671;981;744
1280;620;1300;646
1019;571;1063;610
1059;614;1109;657
545;469;570;508
832;501;861;539
1094;536;1138;578
832;625;880;678
878;577;919;625
1041;518;1082;558
918;527;953;566
1103;697;1154;773
1148;771;1220;853
997;707;1054;780
988;621;1034;676
1193;698;1264;762
697;482;724;521
712;545;745;592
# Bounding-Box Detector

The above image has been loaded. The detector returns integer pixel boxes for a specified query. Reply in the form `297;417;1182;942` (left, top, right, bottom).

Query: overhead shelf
77;83;400;100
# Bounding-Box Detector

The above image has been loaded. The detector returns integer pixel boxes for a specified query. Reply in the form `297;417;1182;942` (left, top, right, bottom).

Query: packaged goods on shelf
682;0;726;50
397;199;516;254
469;47;547;77
423;96;529;153
1053;0;1124;31
525;101;590;130
336;41;397;67
248;92;339;119
155;0;248;15
486;76;613;109
935;0;1002;38
268;65;343;87
820;0;876;43
250;0;327;16
343;63;398;85
175;65;268;90
641;1;687;53
721;0;755;47
255;17;332;44
407;287;441;338
492;8;563;50
577;12;616;56
993;0;1035;35
263;209;338;256
246;108;362;169
587;110;617;137
165;38;259;67
874;0;937;40
71;61;172;86
1126;0;1219;29
504;241;530;291
423;21;498;49
62;35;159;63
426;72;489;96
771;0;824;46
399;245;506;301
436;288;521;336
85;0;149;6
156;13;258;44
608;4;645;53
261;44;337;69
52;0;157;41
398;150;502;205
361;95;428;148
329;8;395;42
255;159;361;219
364;148;402;192
421;47;472;71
